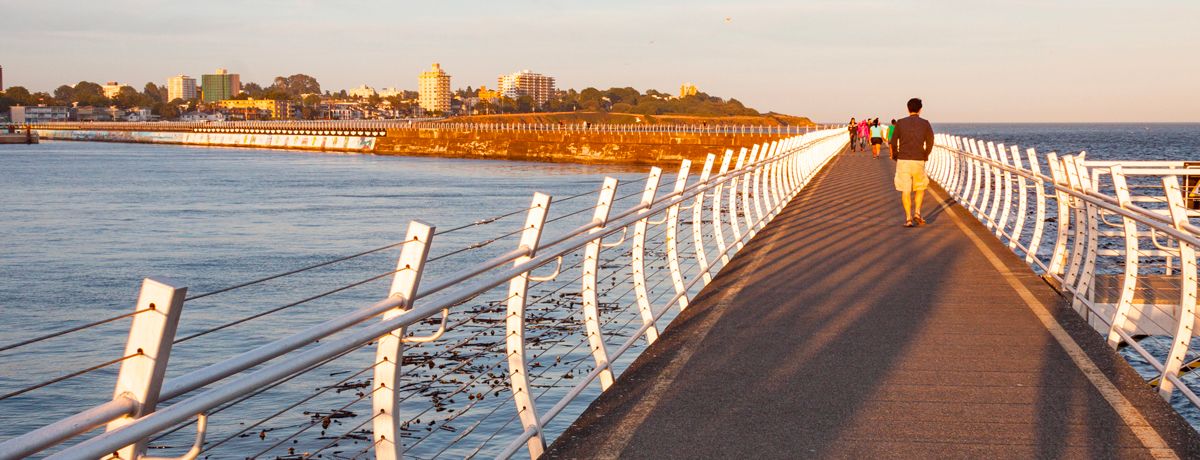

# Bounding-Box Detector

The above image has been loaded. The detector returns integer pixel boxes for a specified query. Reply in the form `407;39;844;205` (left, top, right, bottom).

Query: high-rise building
497;70;556;107
679;82;698;98
102;81;124;99
1;65;4;91
418;63;451;114
167;75;197;102
201;68;242;102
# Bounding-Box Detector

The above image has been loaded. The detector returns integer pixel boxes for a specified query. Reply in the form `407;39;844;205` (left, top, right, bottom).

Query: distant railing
14;120;831;137
0;129;847;458
928;134;1200;409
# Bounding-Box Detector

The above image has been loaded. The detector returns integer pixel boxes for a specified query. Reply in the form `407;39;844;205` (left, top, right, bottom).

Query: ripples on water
0;124;1197;455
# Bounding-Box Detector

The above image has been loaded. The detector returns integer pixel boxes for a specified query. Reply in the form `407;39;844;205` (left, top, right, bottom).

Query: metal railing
0;129;847;458
927;134;1200;409
15;120;830;136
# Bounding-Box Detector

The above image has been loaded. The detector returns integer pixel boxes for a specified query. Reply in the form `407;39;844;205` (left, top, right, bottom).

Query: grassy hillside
449;111;813;126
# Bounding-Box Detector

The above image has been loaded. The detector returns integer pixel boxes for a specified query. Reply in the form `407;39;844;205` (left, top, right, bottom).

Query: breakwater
371;128;782;165
30;123;797;165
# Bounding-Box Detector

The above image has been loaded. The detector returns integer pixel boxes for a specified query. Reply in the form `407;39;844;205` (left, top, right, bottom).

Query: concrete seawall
33;127;787;166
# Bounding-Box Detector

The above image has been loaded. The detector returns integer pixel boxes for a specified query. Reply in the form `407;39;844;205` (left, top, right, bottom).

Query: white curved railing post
582;177;619;390
1070;156;1100;318
106;277;188;460
504;193;552;458
1105;166;1140;349
1046;152;1071;278
762;141;778;217
1026;149;1049;268
373;221;434;460
632;167;665;344
1062;155;1089;299
962;138;979;215
996;144;1015;239
712;150;734;265
1158;176;1198;399
1009;145;1029;253
692;155;716;286
729;148;748;250
751;144;768;230
985;142;1003;231
952;137;968;197
666;161;693;310
741;145;760;237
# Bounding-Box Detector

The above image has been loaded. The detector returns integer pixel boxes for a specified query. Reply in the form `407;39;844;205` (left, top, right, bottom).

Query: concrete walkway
547;146;1200;459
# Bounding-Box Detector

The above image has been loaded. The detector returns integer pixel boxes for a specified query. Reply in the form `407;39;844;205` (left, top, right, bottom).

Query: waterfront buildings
167;75;197;102
217;99;294;119
679;83;698;98
348;84;377;98
477;85;501;102
102;82;124;98
378;87;404;98
201;68;241;102
418;63;451;114
497;70;555;106
10;106;70;123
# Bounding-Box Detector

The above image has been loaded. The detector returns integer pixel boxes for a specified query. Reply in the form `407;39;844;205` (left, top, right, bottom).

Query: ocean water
0;126;1197;457
938;123;1199;161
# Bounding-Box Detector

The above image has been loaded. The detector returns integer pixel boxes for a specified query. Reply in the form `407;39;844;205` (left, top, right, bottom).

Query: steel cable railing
927;134;1200;415
0;129;846;459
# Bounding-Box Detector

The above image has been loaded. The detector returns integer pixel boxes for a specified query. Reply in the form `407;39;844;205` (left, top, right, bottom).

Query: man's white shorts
894;159;929;192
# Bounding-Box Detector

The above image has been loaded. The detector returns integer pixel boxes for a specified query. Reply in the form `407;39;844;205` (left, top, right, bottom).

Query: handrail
927;133;1200;414
0;129;847;458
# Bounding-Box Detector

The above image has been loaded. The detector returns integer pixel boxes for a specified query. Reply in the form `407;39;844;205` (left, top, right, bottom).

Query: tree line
2;76;764;120
0;73;328;119
472;87;760;117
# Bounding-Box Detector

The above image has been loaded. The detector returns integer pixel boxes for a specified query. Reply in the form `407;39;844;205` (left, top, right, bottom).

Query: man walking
888;98;935;227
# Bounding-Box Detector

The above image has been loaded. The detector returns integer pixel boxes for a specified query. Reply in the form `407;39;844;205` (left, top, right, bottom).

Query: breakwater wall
372;129;782;165
33;126;788;165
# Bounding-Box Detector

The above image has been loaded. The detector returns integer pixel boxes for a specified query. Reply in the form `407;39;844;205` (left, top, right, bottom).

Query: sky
2;0;1198;122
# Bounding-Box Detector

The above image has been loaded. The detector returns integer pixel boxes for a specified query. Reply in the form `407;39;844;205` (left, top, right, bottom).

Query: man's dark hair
907;98;923;113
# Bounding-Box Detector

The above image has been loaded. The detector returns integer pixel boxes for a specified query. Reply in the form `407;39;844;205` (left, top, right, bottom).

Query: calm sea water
0;124;1197;456
938;123;1199;161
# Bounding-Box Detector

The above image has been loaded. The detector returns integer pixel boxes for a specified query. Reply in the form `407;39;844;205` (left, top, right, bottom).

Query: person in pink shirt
856;119;870;151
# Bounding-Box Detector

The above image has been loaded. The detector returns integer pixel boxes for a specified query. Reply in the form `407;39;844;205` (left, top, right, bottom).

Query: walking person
889;98;935;227
848;117;858;151
856;118;870;152
869;118;884;159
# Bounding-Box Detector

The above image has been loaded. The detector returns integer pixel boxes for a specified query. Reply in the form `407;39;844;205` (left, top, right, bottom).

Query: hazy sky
3;0;1197;122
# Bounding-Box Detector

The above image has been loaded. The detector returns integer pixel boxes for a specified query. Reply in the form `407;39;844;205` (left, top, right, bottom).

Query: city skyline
2;0;1198;122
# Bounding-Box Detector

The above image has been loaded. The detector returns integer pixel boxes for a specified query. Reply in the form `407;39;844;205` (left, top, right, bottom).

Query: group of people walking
847;117;896;159
848;99;935;228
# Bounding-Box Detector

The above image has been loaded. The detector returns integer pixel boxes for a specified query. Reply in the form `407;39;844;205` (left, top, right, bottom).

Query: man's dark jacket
889;114;934;161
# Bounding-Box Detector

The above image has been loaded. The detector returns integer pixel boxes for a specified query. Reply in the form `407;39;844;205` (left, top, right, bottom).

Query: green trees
269;74;322;98
535;87;760;117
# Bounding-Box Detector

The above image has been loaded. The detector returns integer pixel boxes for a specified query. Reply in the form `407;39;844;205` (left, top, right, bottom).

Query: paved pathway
547;146;1200;459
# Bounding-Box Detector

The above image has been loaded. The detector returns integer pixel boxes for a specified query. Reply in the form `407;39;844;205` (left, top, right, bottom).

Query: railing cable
0;307;152;354
174;267;411;344
0;351;142;401
184;239;417;302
